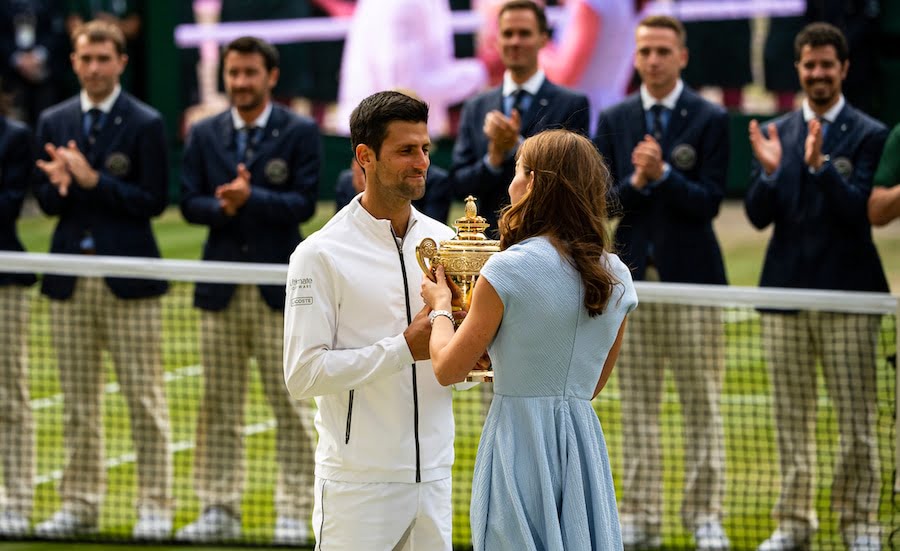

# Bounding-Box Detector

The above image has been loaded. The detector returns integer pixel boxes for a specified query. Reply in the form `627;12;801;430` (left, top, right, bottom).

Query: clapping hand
58;141;99;189
35;144;72;196
216;163;252;216
631;135;664;185
484;110;521;166
748;119;782;176
36;141;101;196
804;118;826;171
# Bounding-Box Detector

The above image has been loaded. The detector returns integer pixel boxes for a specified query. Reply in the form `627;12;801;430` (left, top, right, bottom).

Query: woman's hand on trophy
421;266;452;311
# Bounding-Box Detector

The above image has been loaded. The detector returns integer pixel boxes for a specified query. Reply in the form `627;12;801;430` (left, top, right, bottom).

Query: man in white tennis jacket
284;91;457;549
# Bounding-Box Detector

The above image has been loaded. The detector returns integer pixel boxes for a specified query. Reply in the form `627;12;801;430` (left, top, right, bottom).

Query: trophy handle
416;238;438;279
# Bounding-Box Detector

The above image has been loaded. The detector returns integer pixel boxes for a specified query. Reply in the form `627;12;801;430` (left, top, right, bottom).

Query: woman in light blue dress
422;129;637;550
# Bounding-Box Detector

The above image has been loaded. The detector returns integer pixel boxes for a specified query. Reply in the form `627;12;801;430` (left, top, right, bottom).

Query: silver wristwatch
428;309;454;326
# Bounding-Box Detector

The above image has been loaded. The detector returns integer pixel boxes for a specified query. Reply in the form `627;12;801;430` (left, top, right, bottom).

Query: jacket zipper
344;389;354;444
392;227;421;483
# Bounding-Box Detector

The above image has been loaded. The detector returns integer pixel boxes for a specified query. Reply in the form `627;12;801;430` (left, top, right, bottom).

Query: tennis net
0;251;897;549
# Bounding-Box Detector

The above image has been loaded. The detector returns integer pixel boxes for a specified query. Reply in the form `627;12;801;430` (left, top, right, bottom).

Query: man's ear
355;143;374;169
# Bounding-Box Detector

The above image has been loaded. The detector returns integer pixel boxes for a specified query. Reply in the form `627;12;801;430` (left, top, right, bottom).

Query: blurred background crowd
2;0;897;201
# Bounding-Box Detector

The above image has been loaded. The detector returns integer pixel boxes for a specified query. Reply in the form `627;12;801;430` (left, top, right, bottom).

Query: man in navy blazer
593;15;730;551
32;21;172;540
0;114;37;538
745;23;888;551
177;36;318;545
451;0;589;233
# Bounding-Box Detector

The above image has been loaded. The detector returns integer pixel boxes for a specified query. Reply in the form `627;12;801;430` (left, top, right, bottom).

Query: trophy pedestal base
466;370;494;383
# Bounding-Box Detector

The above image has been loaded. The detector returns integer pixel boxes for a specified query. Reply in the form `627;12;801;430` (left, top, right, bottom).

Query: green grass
9;200;900;550
17;203;338;260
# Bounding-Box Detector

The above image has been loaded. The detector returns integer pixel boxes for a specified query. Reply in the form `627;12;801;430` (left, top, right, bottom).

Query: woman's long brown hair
497;129;617;316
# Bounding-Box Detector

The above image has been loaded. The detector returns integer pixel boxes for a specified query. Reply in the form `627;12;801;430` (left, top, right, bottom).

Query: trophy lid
453;196;493;241
416;196;499;279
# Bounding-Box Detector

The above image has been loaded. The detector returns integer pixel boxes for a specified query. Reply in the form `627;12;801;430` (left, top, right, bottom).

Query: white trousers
312;477;452;550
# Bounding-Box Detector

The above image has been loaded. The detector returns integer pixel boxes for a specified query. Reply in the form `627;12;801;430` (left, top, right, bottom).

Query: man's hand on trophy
473;351;492;372
452;310;468;325
404;306;433;361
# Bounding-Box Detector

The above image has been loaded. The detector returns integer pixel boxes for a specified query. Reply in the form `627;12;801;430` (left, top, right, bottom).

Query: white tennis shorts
312;477;452;550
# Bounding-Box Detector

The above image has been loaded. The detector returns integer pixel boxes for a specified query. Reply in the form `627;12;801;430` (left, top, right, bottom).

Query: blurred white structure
334;0;487;137
540;0;638;135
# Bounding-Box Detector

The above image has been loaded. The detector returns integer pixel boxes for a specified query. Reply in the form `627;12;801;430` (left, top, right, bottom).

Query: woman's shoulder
602;252;633;280
482;238;555;290
490;236;554;264
603;252;638;312
506;236;553;253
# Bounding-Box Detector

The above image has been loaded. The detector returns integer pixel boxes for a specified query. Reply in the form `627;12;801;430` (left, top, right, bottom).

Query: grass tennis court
7;200;900;549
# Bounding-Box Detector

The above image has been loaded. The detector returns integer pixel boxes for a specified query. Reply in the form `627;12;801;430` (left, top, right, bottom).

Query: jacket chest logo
831;156;853;179
671;143;697;170
265;158;289;185
104;152;131;177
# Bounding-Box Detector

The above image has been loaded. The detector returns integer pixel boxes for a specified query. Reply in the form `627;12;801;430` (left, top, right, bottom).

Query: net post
896;295;900;493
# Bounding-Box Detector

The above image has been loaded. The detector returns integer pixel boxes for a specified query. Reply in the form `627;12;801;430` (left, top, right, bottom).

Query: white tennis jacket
284;197;457;483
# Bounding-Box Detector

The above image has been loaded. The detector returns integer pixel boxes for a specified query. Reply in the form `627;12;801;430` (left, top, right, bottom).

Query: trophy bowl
416;196;500;382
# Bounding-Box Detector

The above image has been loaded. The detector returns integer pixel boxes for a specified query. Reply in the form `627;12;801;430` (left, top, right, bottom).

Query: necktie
650;104;665;142
236;126;261;163
84;108;104;151
510;89;529;116
817;116;830;141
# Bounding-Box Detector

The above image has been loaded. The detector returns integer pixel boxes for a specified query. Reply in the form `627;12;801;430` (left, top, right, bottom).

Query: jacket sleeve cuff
390;333;416;367
759;166;781;184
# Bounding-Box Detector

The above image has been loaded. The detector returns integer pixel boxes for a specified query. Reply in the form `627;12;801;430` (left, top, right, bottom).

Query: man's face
70;37;127;103
796;44;847;108
497;8;547;76
223;50;278;112
363;121;430;202
633;25;687;93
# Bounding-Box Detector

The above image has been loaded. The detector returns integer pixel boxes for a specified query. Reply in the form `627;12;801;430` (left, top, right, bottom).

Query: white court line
35;419;276;486
30;363;280;485
30;364;203;410
593;390;831;408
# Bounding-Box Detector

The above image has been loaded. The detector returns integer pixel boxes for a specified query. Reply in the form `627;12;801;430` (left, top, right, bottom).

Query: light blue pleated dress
471;236;637;551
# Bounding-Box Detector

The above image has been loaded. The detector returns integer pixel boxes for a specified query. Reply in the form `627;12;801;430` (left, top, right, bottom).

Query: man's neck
83;84;119;107
86;92;111;105
646;81;677;102
808;96;840;118
236;103;267;125
360;192;413;238
509;67;539;86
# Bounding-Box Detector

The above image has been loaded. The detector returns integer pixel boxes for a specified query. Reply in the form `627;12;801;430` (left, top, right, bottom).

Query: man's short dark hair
637;15;687;46
498;0;548;35
71;20;127;55
350;91;428;158
223;36;280;72
794;22;848;63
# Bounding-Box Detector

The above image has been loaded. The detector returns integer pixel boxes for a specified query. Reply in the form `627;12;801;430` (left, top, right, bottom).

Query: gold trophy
416;196;500;382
